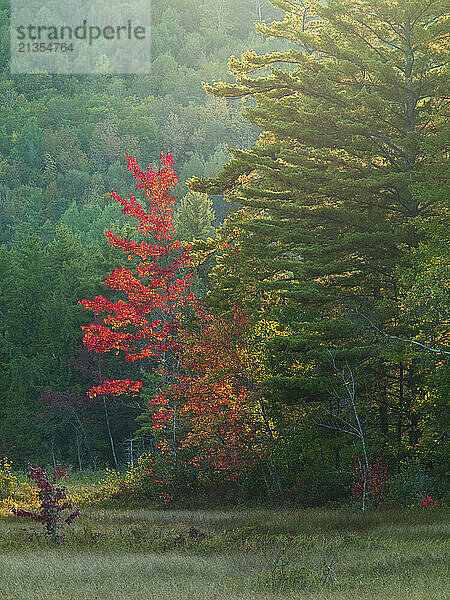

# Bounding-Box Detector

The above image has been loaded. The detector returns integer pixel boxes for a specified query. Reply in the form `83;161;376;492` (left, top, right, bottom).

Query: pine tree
174;191;216;242
189;0;449;449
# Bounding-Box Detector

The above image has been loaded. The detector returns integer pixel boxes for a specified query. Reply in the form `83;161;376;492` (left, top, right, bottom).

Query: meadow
0;506;448;600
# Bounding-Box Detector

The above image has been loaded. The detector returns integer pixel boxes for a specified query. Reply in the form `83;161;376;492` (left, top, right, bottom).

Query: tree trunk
102;395;118;467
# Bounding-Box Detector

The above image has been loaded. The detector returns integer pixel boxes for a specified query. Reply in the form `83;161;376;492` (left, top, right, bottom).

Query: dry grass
0;507;448;599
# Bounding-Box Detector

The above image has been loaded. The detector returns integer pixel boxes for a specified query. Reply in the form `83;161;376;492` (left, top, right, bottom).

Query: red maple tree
78;153;194;399
79;154;271;495
144;306;274;483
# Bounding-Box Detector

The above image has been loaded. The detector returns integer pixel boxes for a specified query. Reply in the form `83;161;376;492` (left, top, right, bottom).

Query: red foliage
79;153;194;398
87;379;143;399
147;306;270;482
352;457;388;506
37;386;90;421
419;495;440;508
12;466;80;543
79;154;267;489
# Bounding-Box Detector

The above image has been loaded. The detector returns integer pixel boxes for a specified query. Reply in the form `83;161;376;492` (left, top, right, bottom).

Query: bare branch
355;310;450;356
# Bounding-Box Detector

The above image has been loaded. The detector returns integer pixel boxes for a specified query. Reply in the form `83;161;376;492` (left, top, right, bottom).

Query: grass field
0;507;448;599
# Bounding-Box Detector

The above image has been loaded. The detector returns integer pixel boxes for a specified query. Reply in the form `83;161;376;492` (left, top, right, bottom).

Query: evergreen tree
190;0;449;453
174;191;216;242
1;236;50;462
11;117;44;171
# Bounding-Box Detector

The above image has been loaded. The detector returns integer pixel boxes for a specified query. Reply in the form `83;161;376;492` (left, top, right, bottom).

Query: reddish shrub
12;465;80;543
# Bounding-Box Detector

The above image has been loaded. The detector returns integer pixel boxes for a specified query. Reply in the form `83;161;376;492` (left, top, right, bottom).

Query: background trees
0;0;284;247
0;0;447;506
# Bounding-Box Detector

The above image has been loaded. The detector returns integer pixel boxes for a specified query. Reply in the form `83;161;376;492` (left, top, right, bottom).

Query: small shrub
69;467;123;506
352;457;388;509
68;448;177;507
419;495;440;508
12;465;80;543
121;446;174;503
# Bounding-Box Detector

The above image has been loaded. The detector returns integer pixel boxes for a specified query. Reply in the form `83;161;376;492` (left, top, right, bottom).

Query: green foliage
0;226;142;466
11;117;44;171
0;457;17;500
190;0;449;494
175;191;216;242
0;0;283;247
0;0;447;503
